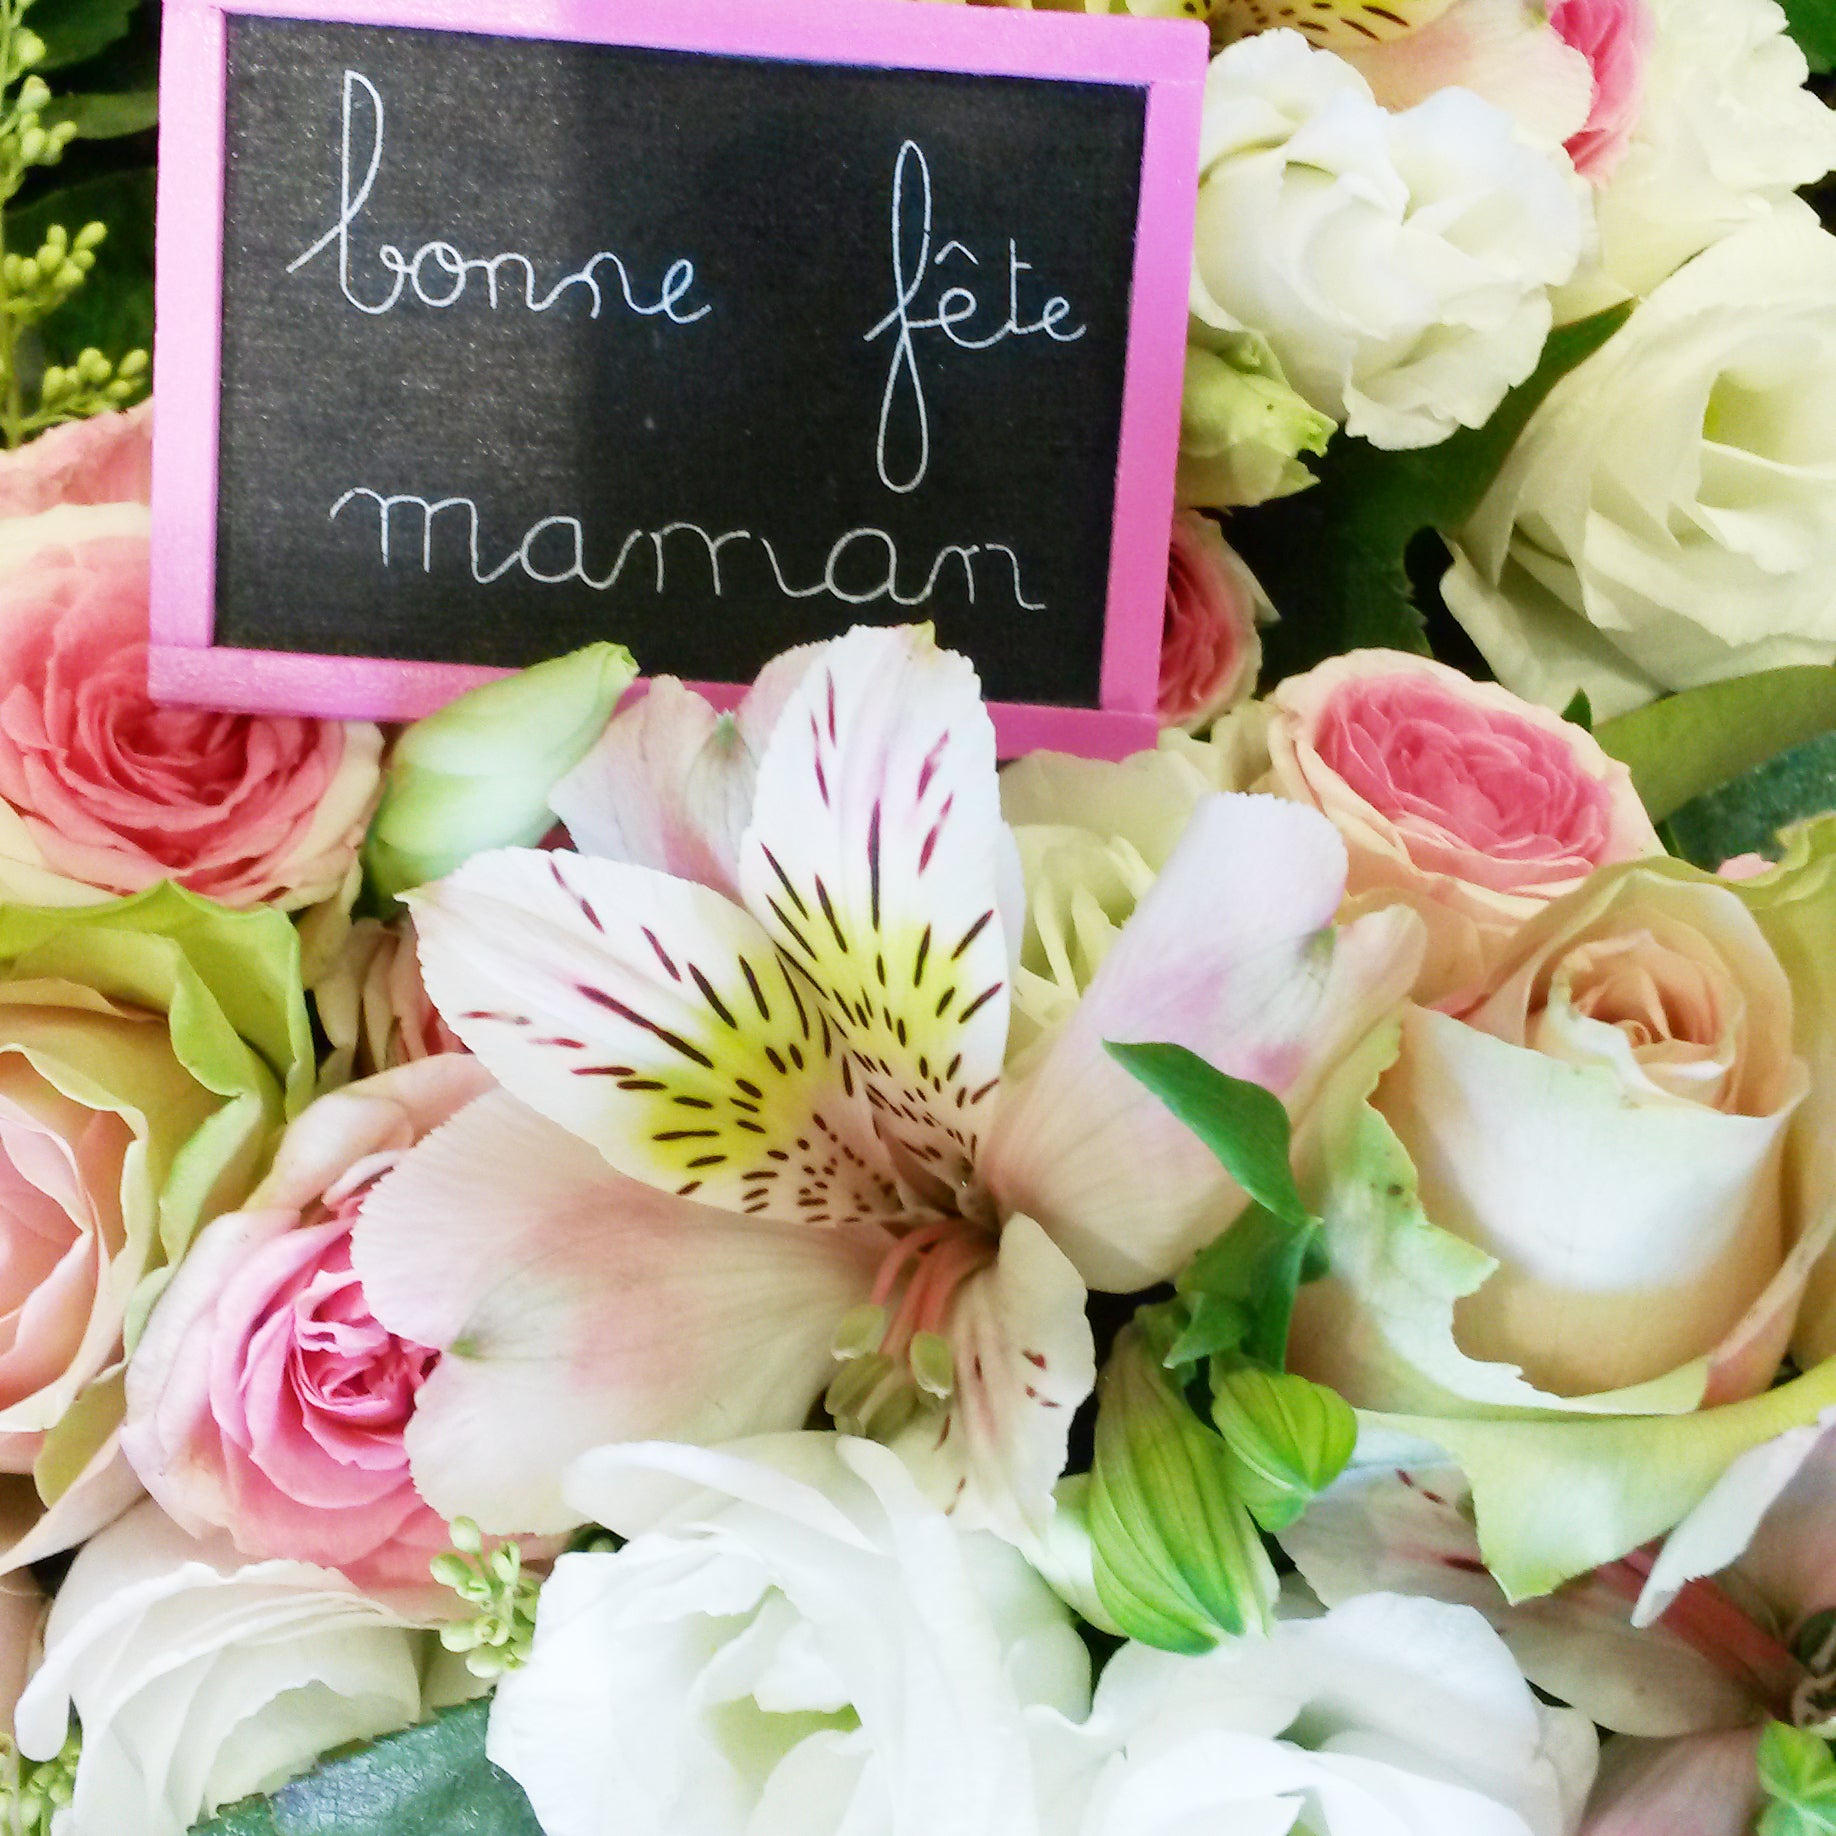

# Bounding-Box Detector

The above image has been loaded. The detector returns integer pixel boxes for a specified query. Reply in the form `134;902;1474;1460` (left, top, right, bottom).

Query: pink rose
1551;0;1655;181
122;1057;496;1591
1157;510;1269;731
1264;650;1662;1001
0;403;151;517
0;530;381;908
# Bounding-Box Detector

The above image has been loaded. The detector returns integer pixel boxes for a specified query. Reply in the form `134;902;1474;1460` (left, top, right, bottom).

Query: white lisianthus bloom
487;1434;1092;1836
12;1501;438;1836
1191;30;1591;450
1445;216;1836;717
1560;0;1836;313
1034;1593;1596;1836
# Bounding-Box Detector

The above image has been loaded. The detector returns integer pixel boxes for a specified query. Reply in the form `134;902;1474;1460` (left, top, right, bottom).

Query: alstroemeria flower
356;626;1420;1541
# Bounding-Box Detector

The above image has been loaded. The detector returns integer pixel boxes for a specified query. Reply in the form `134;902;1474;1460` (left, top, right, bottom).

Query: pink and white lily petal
550;649;816;901
888;1217;1095;1545
409;849;895;1225
738;625;1010;1200
984;794;1423;1292
353;1091;887;1535
1580;1729;1763;1836
1282;1464;1758;1737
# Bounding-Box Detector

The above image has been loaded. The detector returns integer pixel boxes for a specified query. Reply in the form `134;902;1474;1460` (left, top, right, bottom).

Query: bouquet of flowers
0;0;1831;1829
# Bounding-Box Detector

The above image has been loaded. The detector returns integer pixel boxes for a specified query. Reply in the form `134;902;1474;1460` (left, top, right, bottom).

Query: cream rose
1191;29;1591;450
13;1500;440;1836
1291;861;1818;1415
1446;217;1836;718
1263;650;1661;1001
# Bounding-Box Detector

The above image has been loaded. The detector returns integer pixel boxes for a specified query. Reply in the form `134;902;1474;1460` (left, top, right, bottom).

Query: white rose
1191;30;1591;450
1445;216;1836;718
1561;0;1836;313
1037;1593;1597;1836
487;1434;1092;1836
13;1501;436;1836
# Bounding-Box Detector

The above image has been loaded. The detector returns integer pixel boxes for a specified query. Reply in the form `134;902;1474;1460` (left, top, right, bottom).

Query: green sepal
1087;1313;1277;1654
1757;1721;1836;1836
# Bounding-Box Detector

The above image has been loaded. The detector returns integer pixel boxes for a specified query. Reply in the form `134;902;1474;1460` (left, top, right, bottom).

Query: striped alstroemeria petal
739;627;1012;1201
409;848;899;1225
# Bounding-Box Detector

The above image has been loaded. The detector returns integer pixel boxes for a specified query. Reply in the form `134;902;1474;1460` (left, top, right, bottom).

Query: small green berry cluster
430;1517;542;1680
0;0;150;444
0;1723;79;1836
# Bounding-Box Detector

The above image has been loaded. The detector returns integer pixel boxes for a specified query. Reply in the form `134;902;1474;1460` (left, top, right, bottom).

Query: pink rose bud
1551;0;1655;181
121;1058;499;1593
1264;650;1664;1001
1157;510;1271;733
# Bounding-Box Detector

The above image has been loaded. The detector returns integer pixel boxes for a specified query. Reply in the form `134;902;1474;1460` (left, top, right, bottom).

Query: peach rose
122;1057;495;1591
0;402;151;517
1264;651;1662;1001
0;529;380;908
1157;511;1270;731
311;916;464;1087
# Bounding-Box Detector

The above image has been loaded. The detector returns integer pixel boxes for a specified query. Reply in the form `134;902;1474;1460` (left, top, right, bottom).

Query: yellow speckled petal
740;627;1011;1200
409;849;899;1226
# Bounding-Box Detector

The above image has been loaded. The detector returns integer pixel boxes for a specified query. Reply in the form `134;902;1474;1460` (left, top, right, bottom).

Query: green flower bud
1086;1316;1276;1654
364;642;638;906
1178;333;1334;511
1211;1366;1357;1533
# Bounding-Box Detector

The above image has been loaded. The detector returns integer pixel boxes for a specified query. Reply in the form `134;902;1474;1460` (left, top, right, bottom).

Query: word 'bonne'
288;70;710;322
330;489;1046;608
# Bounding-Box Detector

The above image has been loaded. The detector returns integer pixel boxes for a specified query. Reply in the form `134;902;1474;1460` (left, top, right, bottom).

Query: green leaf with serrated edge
189;1700;544;1836
1104;1042;1309;1227
1779;0;1836;71
1596;665;1836;824
1244;307;1630;683
25;0;140;71
1663;729;1836;868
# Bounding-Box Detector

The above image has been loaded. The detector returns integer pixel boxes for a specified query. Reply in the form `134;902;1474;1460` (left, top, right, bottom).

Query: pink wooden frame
148;0;1206;759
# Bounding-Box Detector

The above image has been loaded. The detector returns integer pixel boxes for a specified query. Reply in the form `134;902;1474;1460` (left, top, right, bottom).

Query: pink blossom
0;531;380;908
0;403;151;516
1265;650;1663;1000
121;1058;496;1592
1157;510;1268;731
1552;0;1655;181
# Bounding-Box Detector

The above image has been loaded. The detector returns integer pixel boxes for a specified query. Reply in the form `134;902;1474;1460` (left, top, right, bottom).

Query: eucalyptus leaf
190;1700;543;1836
1596;665;1836;824
1665;729;1836;868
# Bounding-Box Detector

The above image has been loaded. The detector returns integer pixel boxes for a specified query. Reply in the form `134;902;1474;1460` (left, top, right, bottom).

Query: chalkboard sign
149;0;1206;756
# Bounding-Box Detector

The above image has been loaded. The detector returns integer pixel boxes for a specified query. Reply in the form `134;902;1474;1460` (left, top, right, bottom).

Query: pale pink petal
984;794;1423;1291
888;1216;1094;1544
1723;1418;1836;1634
737;625;1011;1200
353;1091;887;1534
409;848;897;1224
1581;1730;1763;1836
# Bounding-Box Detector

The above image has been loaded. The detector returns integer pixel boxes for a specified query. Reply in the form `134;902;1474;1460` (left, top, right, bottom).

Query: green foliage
189;1701;544;1836
1663;729;1836;868
1779;0;1836;72
1242;307;1632;683
1757;1722;1836;1835
25;0;134;72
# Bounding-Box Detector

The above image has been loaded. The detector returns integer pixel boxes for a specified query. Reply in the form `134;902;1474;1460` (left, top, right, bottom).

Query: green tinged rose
0;884;313;1569
364;643;639;907
1179;330;1334;511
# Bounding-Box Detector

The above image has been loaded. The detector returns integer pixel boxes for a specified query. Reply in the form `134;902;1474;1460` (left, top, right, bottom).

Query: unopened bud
1211;1366;1356;1533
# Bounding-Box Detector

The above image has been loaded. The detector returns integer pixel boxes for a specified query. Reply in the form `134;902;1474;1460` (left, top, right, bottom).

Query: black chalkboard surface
151;0;1205;751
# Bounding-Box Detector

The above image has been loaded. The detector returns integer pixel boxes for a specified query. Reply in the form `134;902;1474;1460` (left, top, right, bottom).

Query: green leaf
25;0;140;71
1104;1042;1310;1227
1779;0;1836;71
1663;729;1836;868
8;165;154;362
190;1700;544;1836
1175;1204;1321;1372
44;87;157;138
1561;690;1592;731
1758;1721;1836;1836
1246;307;1632;682
1596;665;1836;824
